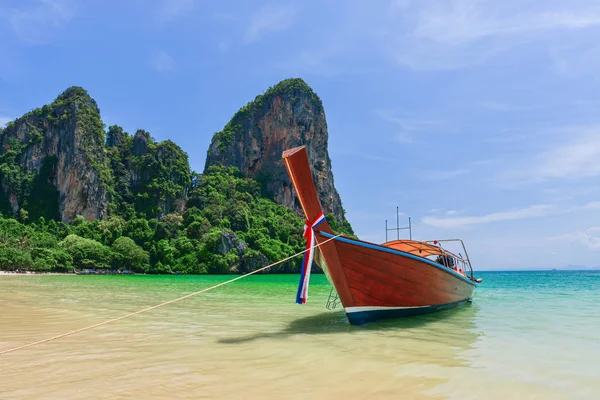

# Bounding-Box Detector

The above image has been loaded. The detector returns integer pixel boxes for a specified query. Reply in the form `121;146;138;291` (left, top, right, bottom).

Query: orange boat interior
382;240;451;257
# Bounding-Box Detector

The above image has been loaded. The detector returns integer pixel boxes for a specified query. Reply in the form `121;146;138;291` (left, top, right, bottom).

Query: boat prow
282;145;480;325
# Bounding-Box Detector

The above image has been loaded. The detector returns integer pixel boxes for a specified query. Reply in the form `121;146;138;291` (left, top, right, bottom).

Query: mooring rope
0;233;342;356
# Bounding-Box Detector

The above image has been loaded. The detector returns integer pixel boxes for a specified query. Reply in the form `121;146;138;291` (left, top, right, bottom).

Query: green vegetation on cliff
0;81;355;273
23;155;60;222
106;127;191;219
212;78;323;149
0;165;330;273
0;86;110;221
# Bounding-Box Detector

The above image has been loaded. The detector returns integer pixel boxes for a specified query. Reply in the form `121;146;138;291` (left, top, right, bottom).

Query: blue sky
2;0;600;270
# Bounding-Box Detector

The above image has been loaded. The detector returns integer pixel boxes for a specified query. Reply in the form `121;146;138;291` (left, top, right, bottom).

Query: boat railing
423;239;474;280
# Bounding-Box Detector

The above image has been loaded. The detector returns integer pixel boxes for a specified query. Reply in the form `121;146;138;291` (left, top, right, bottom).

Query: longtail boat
282;146;481;325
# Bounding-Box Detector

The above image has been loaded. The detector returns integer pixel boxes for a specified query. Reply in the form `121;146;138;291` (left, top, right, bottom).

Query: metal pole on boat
396;206;399;240
385;219;388;242
409;217;412;240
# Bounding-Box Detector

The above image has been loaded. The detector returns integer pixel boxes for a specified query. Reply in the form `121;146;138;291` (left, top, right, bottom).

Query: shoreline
0;271;301;276
0;271;74;276
2;269;595;277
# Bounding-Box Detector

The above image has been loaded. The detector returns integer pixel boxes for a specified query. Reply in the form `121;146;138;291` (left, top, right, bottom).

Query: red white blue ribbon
296;212;326;304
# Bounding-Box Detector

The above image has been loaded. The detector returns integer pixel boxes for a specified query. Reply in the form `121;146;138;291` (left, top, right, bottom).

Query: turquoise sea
1;270;599;399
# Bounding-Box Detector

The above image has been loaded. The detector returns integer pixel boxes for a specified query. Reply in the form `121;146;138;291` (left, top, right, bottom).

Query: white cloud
153;51;175;72
388;0;411;12
8;0;77;44
551;227;600;250
422;204;554;228
531;127;600;180
212;12;238;22
244;4;298;43
478;100;542;112
423;199;600;229
0;117;13;127
478;101;514;112
469;158;504;166
333;149;396;163
495;126;600;187
393;132;414;144
420;169;469;181
377;109;440;131
581;201;600;210
383;0;600;70
273;50;340;77
412;2;600;46
377;109;441;144
270;3;388;77
160;0;195;21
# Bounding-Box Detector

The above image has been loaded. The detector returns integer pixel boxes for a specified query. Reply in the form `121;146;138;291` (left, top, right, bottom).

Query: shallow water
1;271;599;399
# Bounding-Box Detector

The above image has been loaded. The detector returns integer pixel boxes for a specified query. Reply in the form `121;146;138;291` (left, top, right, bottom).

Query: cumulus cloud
423;204;555;228
8;0;77;43
499;125;600;186
160;0;195;21
153;51;175;72
551;227;600;250
244;4;299;43
383;0;600;70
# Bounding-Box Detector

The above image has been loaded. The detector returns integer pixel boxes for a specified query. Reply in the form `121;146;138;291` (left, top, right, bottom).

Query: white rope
0;233;342;356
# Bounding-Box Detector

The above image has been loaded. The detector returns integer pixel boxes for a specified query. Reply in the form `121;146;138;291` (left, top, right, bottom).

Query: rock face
0;87;109;223
214;230;269;273
204;78;349;227
0;84;192;224
132;129;149;156
107;127;191;219
106;125;126;148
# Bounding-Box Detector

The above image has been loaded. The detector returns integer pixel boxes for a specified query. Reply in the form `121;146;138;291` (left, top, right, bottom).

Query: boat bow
282;145;479;325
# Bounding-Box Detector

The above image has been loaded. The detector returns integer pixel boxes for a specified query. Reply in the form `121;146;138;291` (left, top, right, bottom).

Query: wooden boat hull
281;145;479;325
344;300;471;325
315;232;476;325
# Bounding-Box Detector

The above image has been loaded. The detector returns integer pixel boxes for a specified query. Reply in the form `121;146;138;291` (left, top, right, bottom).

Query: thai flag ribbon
296;212;326;304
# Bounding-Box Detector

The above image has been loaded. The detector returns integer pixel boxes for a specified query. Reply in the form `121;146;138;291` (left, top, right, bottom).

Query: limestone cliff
204;78;352;231
0;85;191;224
106;127;191;219
0;87;110;223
